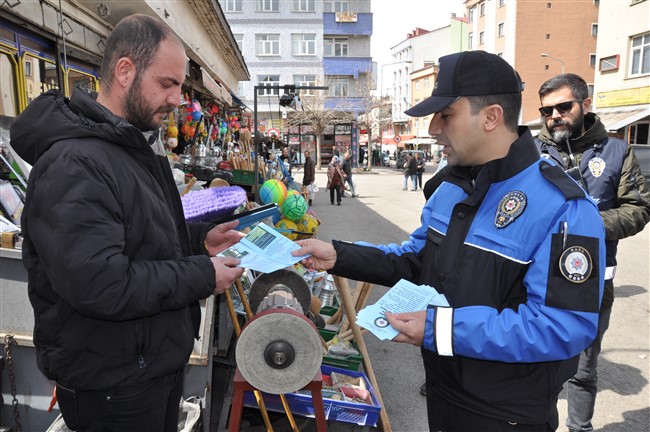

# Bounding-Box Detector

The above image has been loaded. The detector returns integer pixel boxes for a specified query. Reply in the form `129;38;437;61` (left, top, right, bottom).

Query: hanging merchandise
165;110;179;150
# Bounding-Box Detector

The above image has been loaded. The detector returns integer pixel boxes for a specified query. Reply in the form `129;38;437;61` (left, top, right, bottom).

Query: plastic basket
242;364;381;427
232;169;256;185
319;329;363;371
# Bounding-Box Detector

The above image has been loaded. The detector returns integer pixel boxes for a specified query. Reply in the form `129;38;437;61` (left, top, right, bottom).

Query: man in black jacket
302;149;316;206
10;14;244;431
341;151;358;197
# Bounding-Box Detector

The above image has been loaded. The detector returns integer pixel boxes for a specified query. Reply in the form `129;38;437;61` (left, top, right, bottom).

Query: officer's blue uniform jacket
331;127;605;425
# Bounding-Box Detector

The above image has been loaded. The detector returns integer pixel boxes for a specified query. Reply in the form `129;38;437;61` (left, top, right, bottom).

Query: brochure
356;279;449;340
218;222;310;273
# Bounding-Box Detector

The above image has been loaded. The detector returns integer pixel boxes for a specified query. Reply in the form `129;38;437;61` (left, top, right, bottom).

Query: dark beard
549;108;584;143
123;78;173;131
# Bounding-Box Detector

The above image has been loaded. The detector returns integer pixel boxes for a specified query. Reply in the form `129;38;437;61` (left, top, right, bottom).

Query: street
304;163;649;432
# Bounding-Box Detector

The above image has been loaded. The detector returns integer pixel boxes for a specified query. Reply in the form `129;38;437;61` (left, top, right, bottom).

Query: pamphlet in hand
356;279;449;340
217;222;310;273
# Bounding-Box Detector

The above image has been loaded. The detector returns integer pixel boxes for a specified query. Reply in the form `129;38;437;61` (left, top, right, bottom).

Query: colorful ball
260;179;287;205
275;218;298;240
281;189;300;205
296;213;319;236
280;194;308;222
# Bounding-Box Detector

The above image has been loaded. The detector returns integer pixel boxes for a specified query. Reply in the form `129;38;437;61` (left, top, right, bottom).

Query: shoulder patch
539;160;586;200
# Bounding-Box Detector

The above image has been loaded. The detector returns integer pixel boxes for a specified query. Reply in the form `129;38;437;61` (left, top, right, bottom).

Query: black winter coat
10;90;216;390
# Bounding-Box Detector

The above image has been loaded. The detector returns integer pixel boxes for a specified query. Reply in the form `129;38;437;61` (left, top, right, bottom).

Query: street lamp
540;53;565;74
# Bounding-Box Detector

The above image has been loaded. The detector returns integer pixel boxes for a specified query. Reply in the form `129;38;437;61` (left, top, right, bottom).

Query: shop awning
597;105;649;132
402;138;437;145
201;68;232;105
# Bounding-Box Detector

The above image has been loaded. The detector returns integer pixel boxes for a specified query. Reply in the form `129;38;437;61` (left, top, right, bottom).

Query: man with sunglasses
536;73;650;432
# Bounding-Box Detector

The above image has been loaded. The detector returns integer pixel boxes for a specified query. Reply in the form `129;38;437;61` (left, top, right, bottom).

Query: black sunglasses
538;100;582;117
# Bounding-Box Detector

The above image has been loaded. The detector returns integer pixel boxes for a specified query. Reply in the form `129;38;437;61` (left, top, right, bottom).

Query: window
589;54;596;67
599;54;620;72
234;34;243;52
331;77;349;97
629;123;649;145
593;0;599;5
333;1;349;12
257;0;279;12
468;7;475;22
415;81;420;90
546;34;551;39
547;3;552;8
479;2;486;16
256;34;280;56
423;77;429;88
587;84;594;96
294;74;316;94
293;0;315;12
257;75;280;95
630;32;650;76
25;59;32;77
221;0;242;12
324;37;349;57
0;52;18;117
591;24;598;37
498;22;505;37
497;52;504;57
468;32;473;49
292;34;316;56
499;0;506;6
479;31;485;45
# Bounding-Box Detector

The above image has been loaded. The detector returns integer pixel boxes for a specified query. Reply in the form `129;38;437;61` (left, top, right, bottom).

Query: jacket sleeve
423;198;606;362
600;144;650;240
27;153;215;321
187;222;216;255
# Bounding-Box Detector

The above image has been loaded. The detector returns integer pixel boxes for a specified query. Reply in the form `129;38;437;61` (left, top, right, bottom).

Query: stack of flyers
355;279;449;341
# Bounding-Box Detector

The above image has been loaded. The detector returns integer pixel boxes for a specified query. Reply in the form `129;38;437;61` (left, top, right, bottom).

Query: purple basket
181;186;247;223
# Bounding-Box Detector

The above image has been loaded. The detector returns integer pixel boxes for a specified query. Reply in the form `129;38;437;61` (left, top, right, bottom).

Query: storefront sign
336;12;358;22
335;124;352;134
596;87;650;108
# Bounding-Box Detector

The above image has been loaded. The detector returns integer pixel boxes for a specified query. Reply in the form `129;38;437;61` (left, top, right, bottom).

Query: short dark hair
100;14;181;91
467;93;521;133
538;73;589;101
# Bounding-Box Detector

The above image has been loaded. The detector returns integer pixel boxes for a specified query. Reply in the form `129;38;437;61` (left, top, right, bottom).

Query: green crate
319;306;339;317
232;169;255;185
319;329;363;371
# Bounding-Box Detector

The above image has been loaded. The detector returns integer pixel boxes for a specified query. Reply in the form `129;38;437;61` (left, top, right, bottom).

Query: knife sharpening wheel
235;291;322;394
248;268;312;315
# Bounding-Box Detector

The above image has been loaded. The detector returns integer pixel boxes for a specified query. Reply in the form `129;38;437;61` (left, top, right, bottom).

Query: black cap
405;50;523;117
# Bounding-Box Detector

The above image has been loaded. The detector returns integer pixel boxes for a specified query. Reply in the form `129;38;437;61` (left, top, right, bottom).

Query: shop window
630;32;650;76
257;0;279;12
234;34;243;52
629;123;649;145
256;34;280;56
293;0;315;12
221;0;242;12
292;34;316;56
324;37;348;57
498;22;505;37
0;52;19;118
68;69;98;97
24;54;60;100
257;75;280;96
331;77;349;97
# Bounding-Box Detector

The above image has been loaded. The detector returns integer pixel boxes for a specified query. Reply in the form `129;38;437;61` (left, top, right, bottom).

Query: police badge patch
559;246;593;283
494;191;527;228
588;157;606;178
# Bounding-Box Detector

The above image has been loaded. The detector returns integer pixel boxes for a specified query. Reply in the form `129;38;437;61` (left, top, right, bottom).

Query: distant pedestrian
326;155;344;205
342;151;358;197
415;152;426;190
302;150;316;206
403;153;418;191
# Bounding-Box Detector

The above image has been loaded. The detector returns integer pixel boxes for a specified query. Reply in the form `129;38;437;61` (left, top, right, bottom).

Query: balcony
323;12;372;36
323;57;372;78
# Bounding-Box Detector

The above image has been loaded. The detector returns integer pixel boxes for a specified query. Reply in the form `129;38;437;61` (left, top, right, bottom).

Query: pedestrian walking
535;73;650;432
415;152;426;190
293;50;605;431
326;155;344;206
302;150;316;206
403;153;418;191
342;151;358;197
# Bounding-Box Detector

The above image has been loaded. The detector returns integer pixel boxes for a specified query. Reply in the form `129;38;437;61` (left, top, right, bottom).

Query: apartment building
592;0;649;176
464;0;599;124
220;0;373;162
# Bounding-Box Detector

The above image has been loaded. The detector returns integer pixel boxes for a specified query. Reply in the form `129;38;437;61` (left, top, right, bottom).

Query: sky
371;0;467;87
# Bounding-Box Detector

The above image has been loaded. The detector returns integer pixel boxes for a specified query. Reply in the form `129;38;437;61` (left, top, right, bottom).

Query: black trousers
329;186;341;203
56;369;184;432
426;388;556;432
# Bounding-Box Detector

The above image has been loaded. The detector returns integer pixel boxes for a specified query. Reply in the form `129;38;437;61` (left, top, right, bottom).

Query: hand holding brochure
356;279;449;340
217;222;310;273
